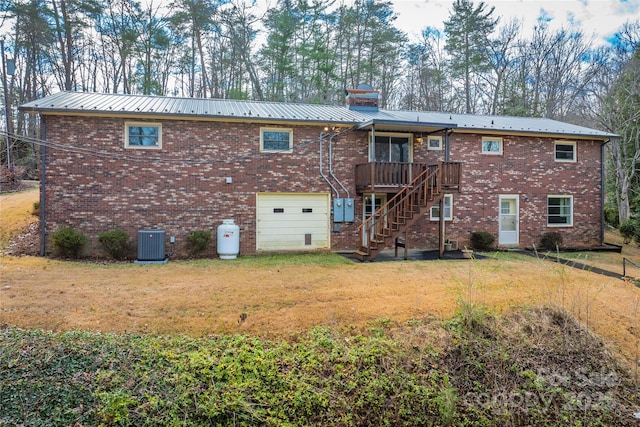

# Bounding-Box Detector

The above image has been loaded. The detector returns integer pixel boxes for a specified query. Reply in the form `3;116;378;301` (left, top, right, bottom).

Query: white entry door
499;195;519;246
362;194;387;246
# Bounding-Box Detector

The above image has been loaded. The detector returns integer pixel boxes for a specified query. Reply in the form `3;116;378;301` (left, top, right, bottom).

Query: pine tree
444;0;498;113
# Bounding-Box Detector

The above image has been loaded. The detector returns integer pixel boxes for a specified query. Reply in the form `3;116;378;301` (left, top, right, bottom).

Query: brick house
20;89;616;260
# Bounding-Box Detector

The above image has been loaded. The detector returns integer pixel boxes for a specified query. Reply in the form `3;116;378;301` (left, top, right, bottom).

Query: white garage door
256;193;330;251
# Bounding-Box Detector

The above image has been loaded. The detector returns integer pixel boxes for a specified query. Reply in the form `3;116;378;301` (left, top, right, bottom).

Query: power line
11;130;351;165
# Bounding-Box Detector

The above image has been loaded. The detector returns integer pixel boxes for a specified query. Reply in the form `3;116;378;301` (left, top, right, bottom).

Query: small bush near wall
604;206;619;228
185;230;212;257
619;218;640;245
470;231;495;251
51;226;87;258
539;232;563;251
31;201;40;217
98;229;130;260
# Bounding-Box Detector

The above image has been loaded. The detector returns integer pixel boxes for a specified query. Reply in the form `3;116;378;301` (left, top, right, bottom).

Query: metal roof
20;91;617;140
19;91;368;125
361;109;617;139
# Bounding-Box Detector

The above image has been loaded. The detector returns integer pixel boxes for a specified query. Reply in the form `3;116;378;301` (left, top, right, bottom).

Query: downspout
600;140;609;245
319;132;339;198
370;125;376;244
444;129;452;162
40;117;47;256
328;133;350;198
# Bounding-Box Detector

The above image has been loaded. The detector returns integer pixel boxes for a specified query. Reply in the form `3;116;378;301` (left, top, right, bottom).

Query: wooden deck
355;161;462;194
354;162;463;262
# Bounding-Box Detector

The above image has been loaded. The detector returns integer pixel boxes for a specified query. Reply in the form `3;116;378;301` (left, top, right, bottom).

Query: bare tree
601;22;640;224
50;0;102;91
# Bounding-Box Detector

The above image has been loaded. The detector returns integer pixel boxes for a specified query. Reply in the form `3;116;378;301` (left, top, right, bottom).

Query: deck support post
438;197;445;258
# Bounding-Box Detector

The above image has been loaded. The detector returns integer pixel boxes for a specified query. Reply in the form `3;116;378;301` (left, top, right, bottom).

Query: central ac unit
136;229;166;263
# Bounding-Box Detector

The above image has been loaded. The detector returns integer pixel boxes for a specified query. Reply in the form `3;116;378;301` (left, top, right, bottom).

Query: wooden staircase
353;163;446;262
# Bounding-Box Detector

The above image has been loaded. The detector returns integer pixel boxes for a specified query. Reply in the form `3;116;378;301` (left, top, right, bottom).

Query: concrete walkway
341;248;635;284
340;248;485;262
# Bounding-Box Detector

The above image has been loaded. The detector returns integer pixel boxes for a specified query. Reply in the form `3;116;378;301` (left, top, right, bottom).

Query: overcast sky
2;0;637;49
391;0;640;46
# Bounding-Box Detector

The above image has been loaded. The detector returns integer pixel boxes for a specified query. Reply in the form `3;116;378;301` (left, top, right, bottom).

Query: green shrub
98;229;130;260
470;231;495;251
51;226;87;258
539;231;563;250
185;230;212;256
619;218;640;245
31;201;40;217
604;205;619;228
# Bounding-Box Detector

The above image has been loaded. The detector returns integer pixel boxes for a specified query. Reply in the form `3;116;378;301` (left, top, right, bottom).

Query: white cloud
392;0;640;45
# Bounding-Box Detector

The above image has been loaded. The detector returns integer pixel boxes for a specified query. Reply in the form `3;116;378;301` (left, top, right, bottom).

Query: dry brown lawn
0;185;39;250
2;187;640;370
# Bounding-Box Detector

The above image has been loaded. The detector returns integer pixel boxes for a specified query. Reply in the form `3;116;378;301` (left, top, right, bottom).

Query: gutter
356;118;458;131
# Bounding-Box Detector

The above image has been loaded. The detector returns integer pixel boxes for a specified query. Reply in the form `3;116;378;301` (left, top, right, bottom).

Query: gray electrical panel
333;198;344;222
344;198;355;222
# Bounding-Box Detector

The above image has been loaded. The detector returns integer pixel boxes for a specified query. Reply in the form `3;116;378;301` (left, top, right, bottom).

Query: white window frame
427;136;443;151
430;194;453;221
260;127;293;153
547;195;573;227
482;137;503;155
554;141;577;162
125;122;162;149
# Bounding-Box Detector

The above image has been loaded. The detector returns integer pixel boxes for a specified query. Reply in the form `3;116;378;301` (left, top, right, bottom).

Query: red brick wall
410;133;603;249
42;115;603;257
42;116;368;257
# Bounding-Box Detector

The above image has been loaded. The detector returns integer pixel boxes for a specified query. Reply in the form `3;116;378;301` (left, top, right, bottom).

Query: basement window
125;122;162;149
261;128;293;153
430;194;453;221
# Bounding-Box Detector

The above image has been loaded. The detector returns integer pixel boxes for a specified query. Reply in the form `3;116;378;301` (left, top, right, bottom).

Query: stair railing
359;163;441;253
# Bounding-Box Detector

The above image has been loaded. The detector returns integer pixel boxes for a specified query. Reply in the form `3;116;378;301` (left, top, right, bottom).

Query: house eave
356;119;458;133
451;127;618;141
22;109;363;128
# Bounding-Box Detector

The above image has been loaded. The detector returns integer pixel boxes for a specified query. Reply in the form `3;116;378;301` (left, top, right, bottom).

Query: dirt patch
3;220;40;256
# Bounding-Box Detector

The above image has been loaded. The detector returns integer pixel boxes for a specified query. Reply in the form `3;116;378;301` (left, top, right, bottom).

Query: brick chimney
345;84;379;112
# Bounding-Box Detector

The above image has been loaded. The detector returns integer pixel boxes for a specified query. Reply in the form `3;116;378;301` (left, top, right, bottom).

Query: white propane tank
217;219;240;259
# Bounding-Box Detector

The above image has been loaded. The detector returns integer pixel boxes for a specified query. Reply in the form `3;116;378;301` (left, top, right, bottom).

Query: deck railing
358;164;439;254
355;161;461;192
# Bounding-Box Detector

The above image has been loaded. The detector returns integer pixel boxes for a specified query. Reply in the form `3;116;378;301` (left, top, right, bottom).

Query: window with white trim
547;195;573;226
482;137;502;155
555;141;576;162
427;136;442;151
370;133;412;162
125;122;162;148
430;194;453;221
260;128;293;152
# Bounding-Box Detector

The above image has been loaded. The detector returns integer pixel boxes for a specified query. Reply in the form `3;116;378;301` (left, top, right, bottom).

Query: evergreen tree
134;2;172;95
260;0;297;101
444;0;498;114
